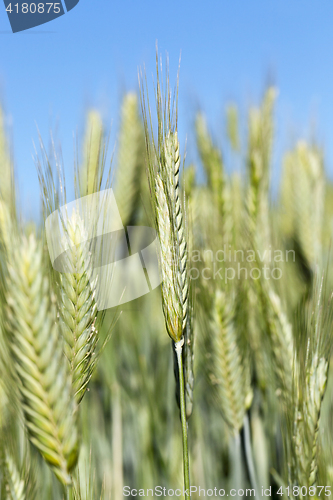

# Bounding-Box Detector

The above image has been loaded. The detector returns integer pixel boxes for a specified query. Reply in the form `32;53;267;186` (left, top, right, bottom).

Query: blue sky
1;1;333;219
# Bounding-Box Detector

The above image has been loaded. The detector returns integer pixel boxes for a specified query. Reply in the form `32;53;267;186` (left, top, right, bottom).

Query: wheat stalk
140;54;192;497
174;282;195;421
4;233;79;486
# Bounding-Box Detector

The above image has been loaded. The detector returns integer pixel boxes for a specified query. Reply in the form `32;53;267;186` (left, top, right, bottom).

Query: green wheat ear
141;62;189;343
3;451;26;500
287;276;333;489
80;110;104;196
0;106;14;207
58;209;99;404
0;105;16;251
245;86;295;404
195;112;226;219
5;233;79;486
226;104;240;153
155;171;183;342
246;87;276;249
210;290;252;436
281;141;324;280
115;92;146;226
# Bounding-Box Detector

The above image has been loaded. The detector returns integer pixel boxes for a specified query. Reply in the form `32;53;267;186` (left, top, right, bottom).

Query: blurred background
1;1;333;219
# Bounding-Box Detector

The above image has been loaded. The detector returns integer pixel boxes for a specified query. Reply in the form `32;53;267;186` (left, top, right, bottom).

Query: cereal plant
0;53;333;500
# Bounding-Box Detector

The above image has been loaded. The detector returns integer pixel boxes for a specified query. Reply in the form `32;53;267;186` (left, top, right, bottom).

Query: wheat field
0;57;333;500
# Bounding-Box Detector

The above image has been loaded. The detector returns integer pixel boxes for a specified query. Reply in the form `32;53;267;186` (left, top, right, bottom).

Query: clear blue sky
1;1;333;219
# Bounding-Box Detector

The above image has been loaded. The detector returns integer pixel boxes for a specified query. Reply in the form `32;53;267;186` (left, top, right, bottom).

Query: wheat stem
65;484;74;500
243;414;260;500
230;432;243;500
175;339;191;499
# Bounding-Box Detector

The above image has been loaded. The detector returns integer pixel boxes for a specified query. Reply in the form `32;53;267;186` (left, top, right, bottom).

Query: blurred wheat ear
0;106;14;208
114;93;146;226
281;141;324;284
2;442;37;500
195;113;229;236
0;105;16;253
4;233;79;486
226;104;240;153
247;87;276;247
210;290;252;436
3;451;26;500
287;276;333;489
245;87;295;404
79;110;104;197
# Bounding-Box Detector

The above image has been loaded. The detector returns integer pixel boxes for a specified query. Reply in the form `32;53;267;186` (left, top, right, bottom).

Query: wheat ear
245;87;294;402
293;355;328;488
195;113;232;241
0;106;14;207
5;233;79;485
210;290;251;436
80;110;104;197
155;132;189;343
115;93;146;226
195;113;225;214
281;142;324;280
259;283;294;404
287;278;333;489
3;451;28;500
226;104;240;152
164;131;188;339
58;210;99;404
247;87;276;248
